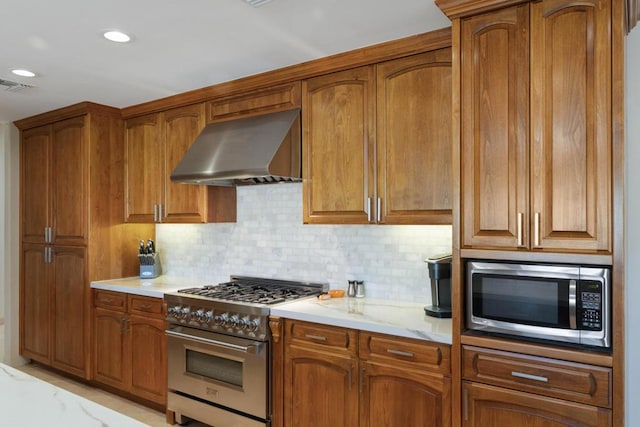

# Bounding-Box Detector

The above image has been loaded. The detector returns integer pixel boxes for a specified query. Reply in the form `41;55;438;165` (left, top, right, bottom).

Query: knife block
139;253;162;278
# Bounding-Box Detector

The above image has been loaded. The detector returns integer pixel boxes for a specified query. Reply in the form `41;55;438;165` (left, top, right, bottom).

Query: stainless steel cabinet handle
48;227;53;243
517;212;523;246
44;228;48;243
511;371;549;383
43;247;48;263
534;212;540;247
304;334;327;342
153;204;158;222
48;247;52;263
366;197;372;222
158;204;163;223
569;279;577;329
376;197;381;223
387;349;415;358
166;329;261;353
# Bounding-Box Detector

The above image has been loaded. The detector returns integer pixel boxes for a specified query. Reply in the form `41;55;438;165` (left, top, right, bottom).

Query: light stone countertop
270;297;452;345
0;363;147;427
90;275;204;298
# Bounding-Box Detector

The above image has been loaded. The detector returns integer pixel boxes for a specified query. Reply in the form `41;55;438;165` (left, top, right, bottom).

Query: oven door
167;324;269;420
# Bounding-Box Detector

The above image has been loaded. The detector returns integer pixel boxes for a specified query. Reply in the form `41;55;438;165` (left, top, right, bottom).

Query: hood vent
171;108;301;186
0;78;34;92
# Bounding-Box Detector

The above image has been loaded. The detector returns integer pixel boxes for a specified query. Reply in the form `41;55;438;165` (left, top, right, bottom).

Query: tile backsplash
156;183;452;304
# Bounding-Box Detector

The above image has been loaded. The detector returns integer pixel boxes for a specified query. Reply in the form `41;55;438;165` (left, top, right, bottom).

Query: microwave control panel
578;281;603;331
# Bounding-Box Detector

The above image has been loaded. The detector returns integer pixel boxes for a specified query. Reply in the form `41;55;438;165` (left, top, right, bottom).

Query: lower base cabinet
93;290;167;406
280;319;451;427
462;381;612;427
462;345;612;427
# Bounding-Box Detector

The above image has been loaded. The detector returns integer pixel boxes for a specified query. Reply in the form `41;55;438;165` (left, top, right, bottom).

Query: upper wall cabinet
460;0;612;253
206;81;301;123
124;103;236;223
22;117;88;246
302;50;452;225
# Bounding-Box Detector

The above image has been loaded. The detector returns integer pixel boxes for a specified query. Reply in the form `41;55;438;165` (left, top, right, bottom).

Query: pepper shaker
355;280;365;298
347;280;357;297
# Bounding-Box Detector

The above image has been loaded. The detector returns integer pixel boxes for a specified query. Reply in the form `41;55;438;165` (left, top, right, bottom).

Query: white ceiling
0;0;451;123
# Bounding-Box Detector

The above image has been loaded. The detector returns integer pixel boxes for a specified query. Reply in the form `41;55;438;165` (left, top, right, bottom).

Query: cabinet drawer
463;346;611;408
94;290;126;311
285;319;356;355
128;295;164;318
359;332;451;374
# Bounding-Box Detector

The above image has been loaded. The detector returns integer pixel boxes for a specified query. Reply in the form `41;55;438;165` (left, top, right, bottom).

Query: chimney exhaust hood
171;108;301;186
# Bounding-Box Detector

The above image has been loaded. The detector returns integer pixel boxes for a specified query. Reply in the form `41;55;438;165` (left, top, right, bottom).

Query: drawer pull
139;303;153;310
387;349;415;358
101;297;113;304
511;371;548;383
304;334;327;342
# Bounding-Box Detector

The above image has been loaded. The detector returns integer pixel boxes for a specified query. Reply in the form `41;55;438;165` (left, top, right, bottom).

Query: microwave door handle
166;329;260;354
569;279;577;329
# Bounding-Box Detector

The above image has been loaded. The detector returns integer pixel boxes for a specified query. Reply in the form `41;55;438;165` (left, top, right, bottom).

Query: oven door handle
569;279;577;329
166;329;262;354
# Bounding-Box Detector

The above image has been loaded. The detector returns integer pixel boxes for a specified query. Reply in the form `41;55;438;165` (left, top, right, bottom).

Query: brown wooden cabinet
462;381;612;426
278;319;451;427
17;103;154;380
303;50;452;225
460;0;612;253
461;345;612;426
124;103;236;223
93;290;167;406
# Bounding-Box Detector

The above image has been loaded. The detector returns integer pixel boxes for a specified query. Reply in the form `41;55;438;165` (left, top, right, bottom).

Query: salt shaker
355;280;365;298
347;280;357;297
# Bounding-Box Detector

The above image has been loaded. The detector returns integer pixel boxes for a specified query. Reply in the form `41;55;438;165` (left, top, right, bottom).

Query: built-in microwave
466;260;610;349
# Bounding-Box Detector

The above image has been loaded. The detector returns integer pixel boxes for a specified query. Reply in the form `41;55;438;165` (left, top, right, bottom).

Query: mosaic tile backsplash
156;183;452;304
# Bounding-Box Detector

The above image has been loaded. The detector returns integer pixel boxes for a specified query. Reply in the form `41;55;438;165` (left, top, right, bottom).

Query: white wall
625;25;640;427
0;122;22;366
157;184;452;303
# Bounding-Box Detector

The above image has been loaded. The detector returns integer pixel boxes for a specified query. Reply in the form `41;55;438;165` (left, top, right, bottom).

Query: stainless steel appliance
467;260;611;349
424;254;452;318
165;276;328;427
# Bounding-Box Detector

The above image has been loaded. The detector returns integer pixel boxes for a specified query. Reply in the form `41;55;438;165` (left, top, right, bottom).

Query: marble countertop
0;363;147;426
90;275;203;298
270;297;452;345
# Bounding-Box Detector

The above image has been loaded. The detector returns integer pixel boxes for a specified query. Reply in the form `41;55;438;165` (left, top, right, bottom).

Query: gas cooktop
165;276;329;340
177;278;324;305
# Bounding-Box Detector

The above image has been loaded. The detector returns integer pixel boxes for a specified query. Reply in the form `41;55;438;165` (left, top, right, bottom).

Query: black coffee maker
424;253;452;318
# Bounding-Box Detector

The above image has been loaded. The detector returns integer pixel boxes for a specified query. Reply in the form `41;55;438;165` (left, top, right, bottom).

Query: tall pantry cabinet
16;102;154;380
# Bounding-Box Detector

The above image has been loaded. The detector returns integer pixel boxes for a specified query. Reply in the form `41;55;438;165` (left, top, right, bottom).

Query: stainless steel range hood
171;108;301;186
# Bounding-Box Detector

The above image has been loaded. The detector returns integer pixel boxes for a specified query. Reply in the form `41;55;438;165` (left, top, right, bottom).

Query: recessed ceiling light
103;31;131;43
11;69;36;77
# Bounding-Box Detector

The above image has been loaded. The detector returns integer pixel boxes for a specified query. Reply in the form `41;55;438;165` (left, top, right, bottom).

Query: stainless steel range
165;276;328;427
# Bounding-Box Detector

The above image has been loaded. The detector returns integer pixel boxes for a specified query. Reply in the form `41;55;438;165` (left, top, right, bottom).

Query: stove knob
203;310;214;324
229;314;240;328
193;309;205;322
238;317;249;330
246;318;259;332
215;313;229;326
180;307;191;320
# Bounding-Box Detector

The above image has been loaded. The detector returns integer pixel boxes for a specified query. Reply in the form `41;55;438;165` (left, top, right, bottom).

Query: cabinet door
376;49;452;225
94;307;128;389
530;0;611;252
462;381;611;427
284;346;358;427
128;315;167;404
460;4;530;249
20;243;51;364
162;104;208;223
124;113;163;222
51;116;87;246
360;361;451;427
21;126;51;244
303;66;376;224
51;246;88;378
